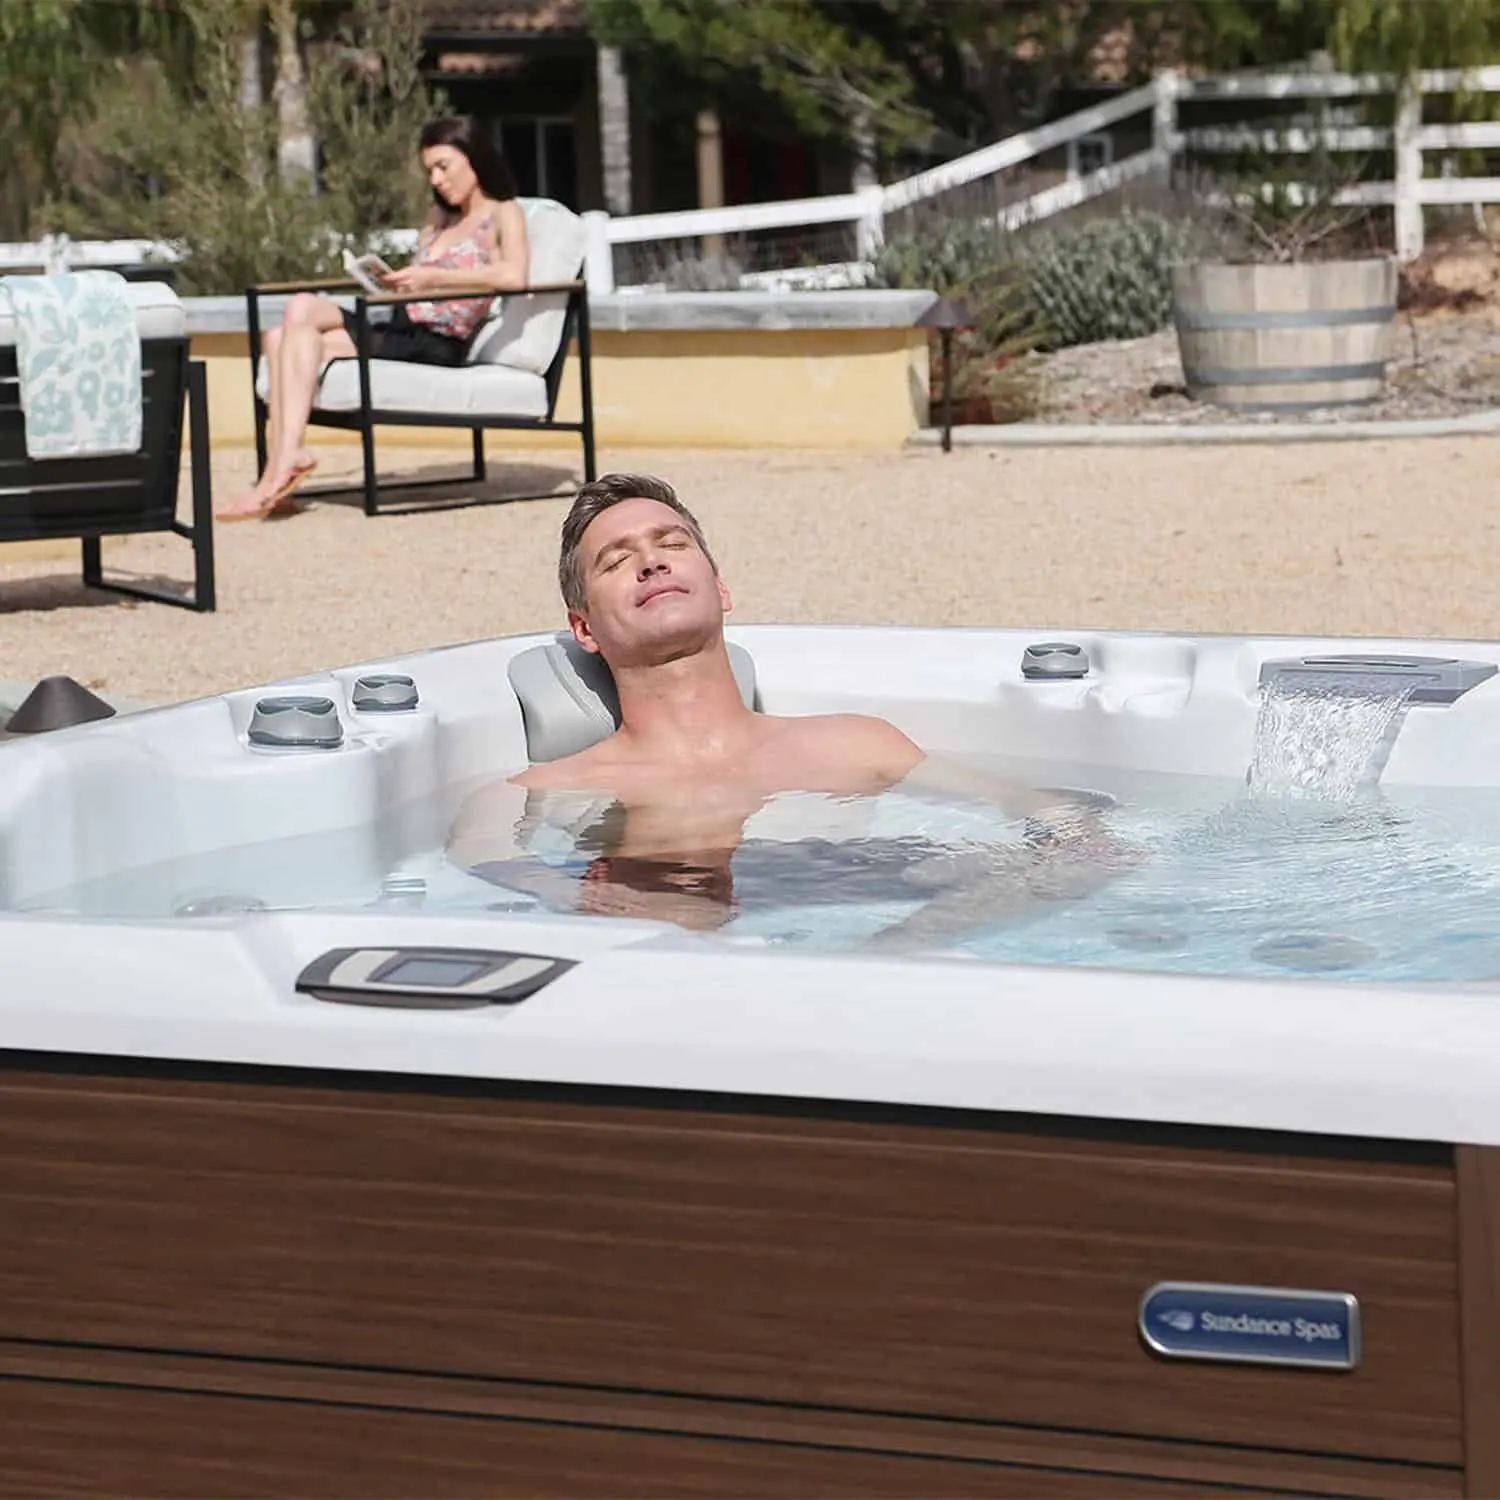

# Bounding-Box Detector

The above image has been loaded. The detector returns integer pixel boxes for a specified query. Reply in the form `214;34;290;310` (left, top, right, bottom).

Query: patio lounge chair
246;197;597;517
0;279;215;612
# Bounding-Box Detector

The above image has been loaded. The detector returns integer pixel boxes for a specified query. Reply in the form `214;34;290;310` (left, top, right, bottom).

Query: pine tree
586;0;938;159
43;0;442;293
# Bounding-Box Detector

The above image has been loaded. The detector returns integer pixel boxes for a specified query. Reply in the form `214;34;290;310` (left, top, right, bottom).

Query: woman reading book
219;116;530;522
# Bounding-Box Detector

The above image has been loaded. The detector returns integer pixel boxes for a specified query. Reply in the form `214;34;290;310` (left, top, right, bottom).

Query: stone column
272;0;316;184
696;107;725;260
597;45;633;216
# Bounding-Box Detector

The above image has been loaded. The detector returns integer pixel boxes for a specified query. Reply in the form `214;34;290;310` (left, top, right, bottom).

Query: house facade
421;0;854;218
418;1;1183;269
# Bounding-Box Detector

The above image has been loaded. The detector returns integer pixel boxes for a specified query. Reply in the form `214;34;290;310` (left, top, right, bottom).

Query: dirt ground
3;434;1499;705
1032;303;1500;426
995;240;1500;427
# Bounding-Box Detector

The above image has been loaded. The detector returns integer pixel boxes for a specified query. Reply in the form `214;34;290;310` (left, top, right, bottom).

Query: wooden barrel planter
1171;259;1397;411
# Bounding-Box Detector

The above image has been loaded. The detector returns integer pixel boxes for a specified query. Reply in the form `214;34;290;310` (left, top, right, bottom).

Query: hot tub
3;623;1498;1498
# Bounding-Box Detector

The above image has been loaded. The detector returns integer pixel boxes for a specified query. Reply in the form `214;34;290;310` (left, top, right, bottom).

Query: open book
342;248;395;296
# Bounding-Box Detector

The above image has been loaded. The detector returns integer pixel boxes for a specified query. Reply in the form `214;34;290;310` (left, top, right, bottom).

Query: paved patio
3;435;1498;705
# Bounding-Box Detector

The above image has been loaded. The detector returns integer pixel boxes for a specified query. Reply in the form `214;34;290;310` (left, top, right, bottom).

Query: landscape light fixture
917;296;976;453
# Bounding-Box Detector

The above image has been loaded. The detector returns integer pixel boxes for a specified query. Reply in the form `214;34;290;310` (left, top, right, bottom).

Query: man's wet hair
558;473;717;613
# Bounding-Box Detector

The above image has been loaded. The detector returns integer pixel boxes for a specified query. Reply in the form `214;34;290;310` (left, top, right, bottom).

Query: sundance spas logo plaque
1139;1283;1361;1371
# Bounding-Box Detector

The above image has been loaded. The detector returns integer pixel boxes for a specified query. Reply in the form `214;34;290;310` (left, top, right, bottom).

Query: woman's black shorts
340;305;469;367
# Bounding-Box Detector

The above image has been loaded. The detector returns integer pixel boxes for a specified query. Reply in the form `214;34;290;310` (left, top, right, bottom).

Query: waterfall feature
1247;677;1412;799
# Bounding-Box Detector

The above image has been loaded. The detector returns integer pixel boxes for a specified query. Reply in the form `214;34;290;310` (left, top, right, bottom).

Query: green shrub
872;212;1045;422
629;244;746;291
1018;209;1209;349
871;213;1009;297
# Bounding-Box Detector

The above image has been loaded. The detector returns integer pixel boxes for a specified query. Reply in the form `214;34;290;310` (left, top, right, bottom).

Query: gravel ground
1033;305;1500;425
4;435;1499;706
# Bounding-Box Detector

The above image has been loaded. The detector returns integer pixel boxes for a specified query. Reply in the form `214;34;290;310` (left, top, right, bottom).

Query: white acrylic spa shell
4;624;1500;1146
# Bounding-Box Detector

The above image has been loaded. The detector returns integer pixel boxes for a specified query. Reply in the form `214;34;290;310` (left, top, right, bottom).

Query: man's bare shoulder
448;744;618;865
511;742;615;791
792;710;920;748
510;713;922;794
773;711;924;779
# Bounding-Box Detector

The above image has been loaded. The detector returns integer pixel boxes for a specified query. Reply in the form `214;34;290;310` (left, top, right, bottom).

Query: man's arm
446;774;532;870
872;745;1141;953
831;712;1116;837
898;754;1106;827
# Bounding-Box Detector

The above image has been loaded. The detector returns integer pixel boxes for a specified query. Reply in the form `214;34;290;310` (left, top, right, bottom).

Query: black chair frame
245;279;596;517
0;339;215;612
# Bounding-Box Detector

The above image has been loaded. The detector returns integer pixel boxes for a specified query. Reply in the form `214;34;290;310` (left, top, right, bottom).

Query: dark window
492;118;578;207
543;121;577;209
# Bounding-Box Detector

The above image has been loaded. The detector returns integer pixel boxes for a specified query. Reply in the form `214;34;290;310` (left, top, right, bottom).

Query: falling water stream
1246;676;1415;799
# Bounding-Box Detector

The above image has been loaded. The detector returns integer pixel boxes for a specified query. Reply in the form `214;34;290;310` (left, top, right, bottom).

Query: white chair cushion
0;278;183;346
466;197;584;375
253;355;548;418
311;356;548;419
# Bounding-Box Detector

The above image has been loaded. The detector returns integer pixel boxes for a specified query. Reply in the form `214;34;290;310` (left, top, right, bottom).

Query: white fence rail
1174;67;1500;259
1184;64;1500;99
581;78;1178;292
5;63;1499;291
881;79;1167;214
0;235;178;271
585;63;1500;287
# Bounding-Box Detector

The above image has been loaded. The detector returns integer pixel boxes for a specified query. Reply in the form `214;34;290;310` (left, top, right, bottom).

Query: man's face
570;497;731;667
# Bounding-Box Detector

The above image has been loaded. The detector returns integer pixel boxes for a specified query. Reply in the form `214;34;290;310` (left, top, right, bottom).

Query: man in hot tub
448;473;1133;940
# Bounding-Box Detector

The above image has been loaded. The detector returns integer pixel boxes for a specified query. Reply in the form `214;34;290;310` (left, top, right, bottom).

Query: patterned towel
0;271;142;459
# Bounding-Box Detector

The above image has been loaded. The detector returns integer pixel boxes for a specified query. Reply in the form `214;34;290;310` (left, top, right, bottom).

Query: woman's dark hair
418;116;517;216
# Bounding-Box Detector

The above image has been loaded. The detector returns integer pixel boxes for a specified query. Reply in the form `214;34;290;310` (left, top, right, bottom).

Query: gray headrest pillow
507;632;758;763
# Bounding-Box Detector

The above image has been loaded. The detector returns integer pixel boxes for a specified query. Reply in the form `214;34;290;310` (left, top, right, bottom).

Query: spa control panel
295;946;575;1009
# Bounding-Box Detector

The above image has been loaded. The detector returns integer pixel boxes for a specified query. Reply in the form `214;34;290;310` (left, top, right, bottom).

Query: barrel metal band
1186;360;1387;387
1174;305;1395;331
1200;396;1380;413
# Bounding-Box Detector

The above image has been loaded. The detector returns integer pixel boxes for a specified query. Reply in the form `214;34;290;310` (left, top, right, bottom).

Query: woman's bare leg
267;294;354;479
257;325;284;468
218;293;355;519
257;321;322;487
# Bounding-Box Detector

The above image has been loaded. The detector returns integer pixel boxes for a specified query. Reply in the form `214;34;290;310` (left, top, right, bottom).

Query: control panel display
295;946;574;1009
376;955;493;989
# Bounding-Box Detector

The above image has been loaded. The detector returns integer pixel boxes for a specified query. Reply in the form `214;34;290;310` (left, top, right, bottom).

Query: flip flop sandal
217;461;318;523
